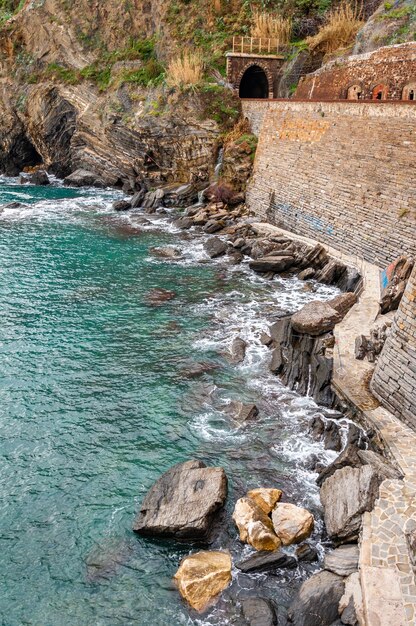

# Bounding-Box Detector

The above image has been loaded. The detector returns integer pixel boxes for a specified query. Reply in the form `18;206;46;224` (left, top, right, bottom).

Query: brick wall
295;43;416;101
244;99;416;268
371;266;416;431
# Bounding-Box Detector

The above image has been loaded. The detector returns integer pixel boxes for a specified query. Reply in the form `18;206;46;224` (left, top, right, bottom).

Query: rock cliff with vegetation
0;0;413;189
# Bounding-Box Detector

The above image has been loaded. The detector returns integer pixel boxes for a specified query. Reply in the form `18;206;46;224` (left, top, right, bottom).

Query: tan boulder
233;496;281;551
272;502;314;545
247;488;283;514
174;550;232;612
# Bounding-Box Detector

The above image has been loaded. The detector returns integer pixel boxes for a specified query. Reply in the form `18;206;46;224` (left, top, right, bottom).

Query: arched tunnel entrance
239;65;269;99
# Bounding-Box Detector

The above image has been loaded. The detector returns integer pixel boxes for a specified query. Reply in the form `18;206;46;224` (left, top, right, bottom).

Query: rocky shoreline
1;172;412;625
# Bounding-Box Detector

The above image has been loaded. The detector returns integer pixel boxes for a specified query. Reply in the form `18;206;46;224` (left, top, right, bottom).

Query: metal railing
231;36;283;55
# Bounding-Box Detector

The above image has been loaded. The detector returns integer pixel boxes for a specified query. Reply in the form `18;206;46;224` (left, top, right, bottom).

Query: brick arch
372;82;389;100
236;61;274;98
402;81;416;100
345;83;363;100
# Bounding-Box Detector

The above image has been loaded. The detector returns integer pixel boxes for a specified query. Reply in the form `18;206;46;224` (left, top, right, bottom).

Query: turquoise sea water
0;179;340;626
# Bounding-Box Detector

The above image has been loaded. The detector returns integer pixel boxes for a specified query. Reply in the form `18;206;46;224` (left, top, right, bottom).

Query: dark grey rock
204;236;227;259
296;543;319;563
203;219;224;234
241;597;277;626
130;189;146;208
236;551;297;573
298;267;315;280
113;199;132;212
327;292;357;318
133;460;227;539
29;169;50;185
173;216;193;230
288;570;345;626
249;255;295;273
324;421;342;452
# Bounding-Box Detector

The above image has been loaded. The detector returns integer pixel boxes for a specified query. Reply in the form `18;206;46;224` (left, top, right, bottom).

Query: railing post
250;37;253;54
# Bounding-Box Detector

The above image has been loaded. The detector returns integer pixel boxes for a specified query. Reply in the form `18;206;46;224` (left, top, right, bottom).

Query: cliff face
0;0;237;186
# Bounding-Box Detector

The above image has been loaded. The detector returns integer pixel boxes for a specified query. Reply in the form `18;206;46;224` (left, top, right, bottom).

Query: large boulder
320;465;380;542
204;237;227;259
324;545;359;577
249;255;295;273
291;301;341;336
64;168;106;188
133;460;227;540
174;550;231;612
229;336;248;364
29;169;50;185
288;570;345;626
233;496;281;551
241;597;278;626
272;503;314;545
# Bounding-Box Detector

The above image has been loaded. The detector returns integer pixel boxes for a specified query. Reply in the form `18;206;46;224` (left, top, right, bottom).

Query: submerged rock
241;597;278;626
272;503;314;546
150;246;182;259
233;496;281;551
288;570;345;626
291;301;341;336
236;549;296;573
227;401;259;423
133;460;227;540
144;288;176;306
174;550;231;612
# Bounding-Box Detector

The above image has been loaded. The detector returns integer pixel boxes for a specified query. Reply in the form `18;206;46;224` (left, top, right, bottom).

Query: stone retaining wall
243;100;416;268
371;265;416;431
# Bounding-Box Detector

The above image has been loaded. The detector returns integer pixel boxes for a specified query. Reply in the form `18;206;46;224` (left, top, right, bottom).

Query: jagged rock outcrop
288;570;345;626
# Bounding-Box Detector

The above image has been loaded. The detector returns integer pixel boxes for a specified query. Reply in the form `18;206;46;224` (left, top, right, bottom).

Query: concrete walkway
252;222;416;625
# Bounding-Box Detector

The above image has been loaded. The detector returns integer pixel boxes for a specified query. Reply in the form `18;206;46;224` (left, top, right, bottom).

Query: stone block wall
295;42;416;101
243;99;416;268
371;266;416;431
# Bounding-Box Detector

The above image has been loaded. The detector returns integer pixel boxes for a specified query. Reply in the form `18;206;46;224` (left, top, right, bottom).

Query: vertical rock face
133;460;227;540
174;551;232;612
269;315;335;407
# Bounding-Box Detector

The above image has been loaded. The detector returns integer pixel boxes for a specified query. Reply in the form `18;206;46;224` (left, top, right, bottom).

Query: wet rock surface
233;496;281;551
288;570;345;626
174;550;232;612
236;550;297;573
133;460;227;540
144;288;176;306
241;597;278;626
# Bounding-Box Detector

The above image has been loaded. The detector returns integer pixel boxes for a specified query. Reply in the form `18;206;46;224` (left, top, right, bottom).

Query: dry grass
251;10;292;45
223;117;251;147
166;51;204;89
306;1;364;54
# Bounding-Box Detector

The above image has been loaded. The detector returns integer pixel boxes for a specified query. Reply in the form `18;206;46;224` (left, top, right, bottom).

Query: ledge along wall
243;100;416;268
371;265;416;431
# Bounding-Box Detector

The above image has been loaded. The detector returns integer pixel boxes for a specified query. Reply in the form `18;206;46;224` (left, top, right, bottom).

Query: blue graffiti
273;202;335;236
